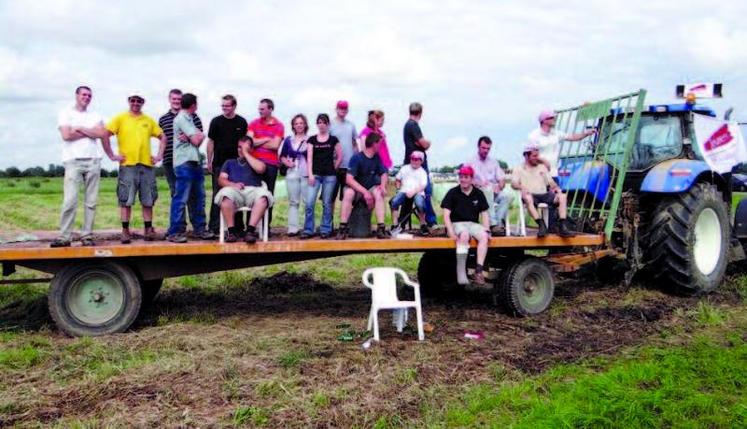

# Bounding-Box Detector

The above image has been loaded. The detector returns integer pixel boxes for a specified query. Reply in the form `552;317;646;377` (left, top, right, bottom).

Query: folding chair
362;267;425;341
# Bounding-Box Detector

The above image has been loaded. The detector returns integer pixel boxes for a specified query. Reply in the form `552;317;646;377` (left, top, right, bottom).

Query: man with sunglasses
105;92;166;244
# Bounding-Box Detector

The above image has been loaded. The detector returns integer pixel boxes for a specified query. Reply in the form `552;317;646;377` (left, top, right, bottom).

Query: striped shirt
158;111;203;166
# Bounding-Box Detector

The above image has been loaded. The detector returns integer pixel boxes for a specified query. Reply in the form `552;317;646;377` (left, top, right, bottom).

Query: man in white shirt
51;86;120;247
390;151;429;235
528;110;596;178
468;136;509;235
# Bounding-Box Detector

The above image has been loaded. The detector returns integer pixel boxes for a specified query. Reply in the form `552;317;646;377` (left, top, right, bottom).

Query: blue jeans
423;164;437;225
167;163;207;236
304;175;336;234
389;192;426;212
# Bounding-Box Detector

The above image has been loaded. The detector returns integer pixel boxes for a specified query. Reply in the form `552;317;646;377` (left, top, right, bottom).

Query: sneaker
287;231;299;237
121;228;132;244
419;224;430;236
558;219;577;238
536;219;548;238
470;270;486;285
144;227;157;241
224;231;239;243
197;230;216;240
50;238;71;248
244;230;259;244
167;233;188;243
376;226;390;239
490;225;505;236
336;226;349;240
80;236;96;247
320;232;331;239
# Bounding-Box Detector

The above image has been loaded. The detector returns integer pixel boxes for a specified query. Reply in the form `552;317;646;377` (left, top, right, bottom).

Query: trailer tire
496;257;554;316
417;251;462;299
49;262;142;337
646;182;729;294
141;279;164;304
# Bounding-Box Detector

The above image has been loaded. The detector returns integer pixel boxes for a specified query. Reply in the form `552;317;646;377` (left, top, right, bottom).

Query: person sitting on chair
512;143;575;238
390;150;429;235
214;136;274;243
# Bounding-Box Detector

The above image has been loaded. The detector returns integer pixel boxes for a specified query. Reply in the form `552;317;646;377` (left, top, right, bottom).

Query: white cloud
0;0;746;170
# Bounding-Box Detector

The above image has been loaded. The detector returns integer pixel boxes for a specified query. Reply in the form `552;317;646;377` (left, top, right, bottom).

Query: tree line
0;164;163;178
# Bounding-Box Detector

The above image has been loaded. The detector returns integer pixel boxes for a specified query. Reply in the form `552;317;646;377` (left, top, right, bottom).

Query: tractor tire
141;279;164;305
49;261;142;337
417;251;462;299
645;182;730;294
496;256;555;316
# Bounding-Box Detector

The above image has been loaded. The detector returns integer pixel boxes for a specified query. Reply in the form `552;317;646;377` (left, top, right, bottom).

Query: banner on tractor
693;113;747;173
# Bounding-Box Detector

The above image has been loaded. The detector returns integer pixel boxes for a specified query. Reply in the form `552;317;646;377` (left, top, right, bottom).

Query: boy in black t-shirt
337;133;389;239
440;164;491;284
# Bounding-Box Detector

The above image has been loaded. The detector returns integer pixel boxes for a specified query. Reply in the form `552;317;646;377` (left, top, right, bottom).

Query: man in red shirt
246;98;284;227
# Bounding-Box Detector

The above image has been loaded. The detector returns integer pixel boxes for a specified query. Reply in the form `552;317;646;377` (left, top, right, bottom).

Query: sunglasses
129;98;144;104
458;174;472;178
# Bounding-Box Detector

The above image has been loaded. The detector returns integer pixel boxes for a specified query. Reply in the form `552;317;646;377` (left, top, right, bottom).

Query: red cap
458;165;474;177
336;100;349;109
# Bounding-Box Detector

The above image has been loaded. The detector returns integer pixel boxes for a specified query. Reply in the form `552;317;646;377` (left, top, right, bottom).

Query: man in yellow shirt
105;92;167;244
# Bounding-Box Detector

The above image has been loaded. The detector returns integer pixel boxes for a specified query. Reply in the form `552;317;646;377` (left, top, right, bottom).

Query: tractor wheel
496;256;555;316
417;251;462;299
48;262;142;337
646;182;730;294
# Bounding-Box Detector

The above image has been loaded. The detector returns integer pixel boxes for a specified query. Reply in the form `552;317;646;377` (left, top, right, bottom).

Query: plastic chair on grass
362;267;425;341
219;207;269;243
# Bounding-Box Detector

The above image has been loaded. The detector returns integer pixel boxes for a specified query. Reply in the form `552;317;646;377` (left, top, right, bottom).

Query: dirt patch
251;272;334;294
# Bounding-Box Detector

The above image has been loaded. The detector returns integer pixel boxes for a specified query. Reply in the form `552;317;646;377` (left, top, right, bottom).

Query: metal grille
555;90;647;239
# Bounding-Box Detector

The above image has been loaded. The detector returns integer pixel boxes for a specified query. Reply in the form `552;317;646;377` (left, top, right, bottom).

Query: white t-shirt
527;127;568;177
57;106;104;162
396;164;428;196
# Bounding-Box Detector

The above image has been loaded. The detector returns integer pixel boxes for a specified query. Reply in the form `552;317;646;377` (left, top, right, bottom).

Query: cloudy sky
1;0;746;169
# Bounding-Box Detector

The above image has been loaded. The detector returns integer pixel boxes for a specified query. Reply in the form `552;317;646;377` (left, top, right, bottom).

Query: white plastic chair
362;267;425;341
219;207;269;243
507;192;548;237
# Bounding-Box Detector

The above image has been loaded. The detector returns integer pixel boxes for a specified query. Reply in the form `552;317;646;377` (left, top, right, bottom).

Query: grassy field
1;177;746;427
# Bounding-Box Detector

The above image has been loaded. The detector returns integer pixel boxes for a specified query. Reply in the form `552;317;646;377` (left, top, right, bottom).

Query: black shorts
532;192;557;206
332;168;347;201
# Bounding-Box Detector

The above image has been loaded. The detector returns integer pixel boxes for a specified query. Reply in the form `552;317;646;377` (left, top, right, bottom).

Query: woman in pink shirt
359;110;392;170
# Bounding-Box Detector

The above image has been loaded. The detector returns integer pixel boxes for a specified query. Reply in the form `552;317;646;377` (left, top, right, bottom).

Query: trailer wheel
496;257;554;316
646;183;729;294
48;262;142;337
141;279;164;304
417;251;462;299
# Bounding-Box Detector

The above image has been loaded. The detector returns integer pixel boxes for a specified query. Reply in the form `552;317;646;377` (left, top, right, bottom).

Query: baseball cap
538;110;556;123
336;100;349;109
523;142;540;154
410;151;424;160
458;164;474;177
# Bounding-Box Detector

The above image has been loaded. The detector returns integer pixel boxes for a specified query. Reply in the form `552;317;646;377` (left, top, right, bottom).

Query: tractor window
629;115;682;170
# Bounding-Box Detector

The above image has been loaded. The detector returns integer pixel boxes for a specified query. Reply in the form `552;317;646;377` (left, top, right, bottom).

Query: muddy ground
1;265;744;427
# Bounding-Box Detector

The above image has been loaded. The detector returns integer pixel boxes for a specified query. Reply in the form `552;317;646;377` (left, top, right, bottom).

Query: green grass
232;405;270;426
438;331;747;428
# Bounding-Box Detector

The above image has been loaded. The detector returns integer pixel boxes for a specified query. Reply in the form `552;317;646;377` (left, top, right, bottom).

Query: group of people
53;85;592;277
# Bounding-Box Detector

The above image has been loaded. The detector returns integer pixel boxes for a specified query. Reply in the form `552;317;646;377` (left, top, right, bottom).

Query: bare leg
248;197;268;227
475;231;488;266
522;193;540;219
373;188;386;224
220;198;236;228
120;206;131;223
555;192;568;219
142;206;153;222
340;187;355;223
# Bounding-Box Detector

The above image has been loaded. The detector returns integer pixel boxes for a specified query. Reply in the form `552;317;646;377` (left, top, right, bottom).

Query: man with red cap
329;100;358;203
512;143;576;238
440;164;491;284
528;110;596;179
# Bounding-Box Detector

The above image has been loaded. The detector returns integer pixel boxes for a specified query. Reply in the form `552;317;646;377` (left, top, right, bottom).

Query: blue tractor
557;91;746;294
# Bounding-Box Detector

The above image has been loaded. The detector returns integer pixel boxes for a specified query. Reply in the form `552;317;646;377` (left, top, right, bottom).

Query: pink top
359;126;392;169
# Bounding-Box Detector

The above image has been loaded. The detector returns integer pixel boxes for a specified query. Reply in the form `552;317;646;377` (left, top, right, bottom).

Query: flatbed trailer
0;230;608;336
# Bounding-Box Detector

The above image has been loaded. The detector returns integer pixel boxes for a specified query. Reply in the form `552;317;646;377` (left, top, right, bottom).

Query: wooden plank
0;234;605;262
